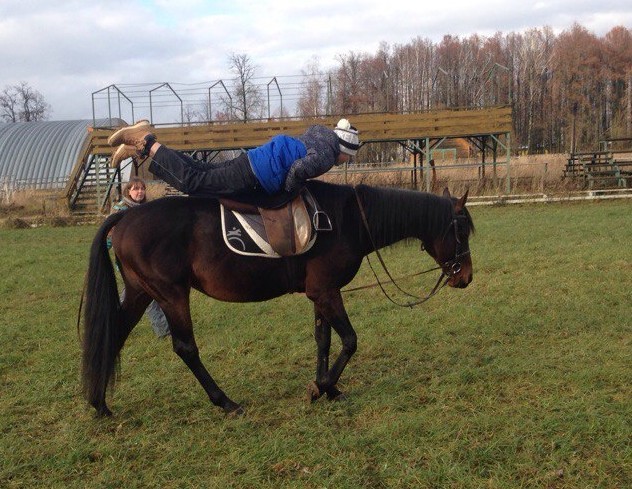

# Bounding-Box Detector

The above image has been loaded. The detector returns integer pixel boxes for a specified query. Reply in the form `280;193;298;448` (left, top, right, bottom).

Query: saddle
219;187;332;258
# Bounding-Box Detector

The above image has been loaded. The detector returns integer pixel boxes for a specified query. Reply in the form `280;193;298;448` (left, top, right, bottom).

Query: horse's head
423;189;474;289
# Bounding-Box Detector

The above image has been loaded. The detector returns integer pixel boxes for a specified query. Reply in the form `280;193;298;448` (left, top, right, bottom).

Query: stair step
68;155;122;216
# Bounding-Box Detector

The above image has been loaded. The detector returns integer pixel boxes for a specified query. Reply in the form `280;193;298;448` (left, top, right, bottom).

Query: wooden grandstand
65;106;512;213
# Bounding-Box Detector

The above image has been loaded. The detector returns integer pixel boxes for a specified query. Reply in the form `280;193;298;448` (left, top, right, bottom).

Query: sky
1;0;631;121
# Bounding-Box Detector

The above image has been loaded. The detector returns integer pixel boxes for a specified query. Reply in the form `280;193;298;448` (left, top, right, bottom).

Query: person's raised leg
149;148;257;196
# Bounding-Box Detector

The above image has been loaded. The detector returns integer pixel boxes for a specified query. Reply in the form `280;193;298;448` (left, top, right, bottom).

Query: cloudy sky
1;0;630;121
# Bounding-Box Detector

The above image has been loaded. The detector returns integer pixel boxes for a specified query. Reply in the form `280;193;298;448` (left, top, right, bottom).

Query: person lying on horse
108;118;360;197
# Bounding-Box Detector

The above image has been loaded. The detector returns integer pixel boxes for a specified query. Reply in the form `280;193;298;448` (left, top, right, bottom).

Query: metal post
413;151;418;189
425;137;431;192
107;86;112;125
91;94;96;128
327;75;332;115
482;136;488;184
267;77;282;119
209;80;232;122
149;90;154;124
505;132;511;194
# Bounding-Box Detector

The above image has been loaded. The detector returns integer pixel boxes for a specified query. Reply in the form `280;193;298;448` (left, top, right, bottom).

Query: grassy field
1;199;630;488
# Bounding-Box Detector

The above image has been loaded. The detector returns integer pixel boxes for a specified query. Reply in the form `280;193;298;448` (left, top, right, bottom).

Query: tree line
313;23;632;154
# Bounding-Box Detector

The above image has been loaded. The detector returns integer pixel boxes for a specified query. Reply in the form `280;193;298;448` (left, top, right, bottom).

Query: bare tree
550;24;603;151
0;81;51;122
227;53;264;122
603;26;632;136
297;57;326;117
332;51;366;114
0;87;18;122
182;104;203;125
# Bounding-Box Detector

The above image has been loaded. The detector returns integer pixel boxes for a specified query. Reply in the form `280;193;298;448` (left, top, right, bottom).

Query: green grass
1;200;630;488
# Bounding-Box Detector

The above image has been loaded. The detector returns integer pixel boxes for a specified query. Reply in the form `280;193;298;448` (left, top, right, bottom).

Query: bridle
353;187;470;308
436;214;471;278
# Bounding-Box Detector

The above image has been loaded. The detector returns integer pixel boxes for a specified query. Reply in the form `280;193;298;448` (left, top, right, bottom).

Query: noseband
353;188;470;308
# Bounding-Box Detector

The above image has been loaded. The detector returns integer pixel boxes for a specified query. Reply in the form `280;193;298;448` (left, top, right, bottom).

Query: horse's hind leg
161;296;243;416
93;284;150;416
119;285;152;343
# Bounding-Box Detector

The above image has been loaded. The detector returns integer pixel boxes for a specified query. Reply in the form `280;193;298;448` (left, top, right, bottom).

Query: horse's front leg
309;307;333;401
308;290;357;402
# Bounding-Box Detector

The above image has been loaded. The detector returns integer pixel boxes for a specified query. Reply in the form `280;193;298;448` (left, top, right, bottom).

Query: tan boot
110;144;139;168
107;120;154;150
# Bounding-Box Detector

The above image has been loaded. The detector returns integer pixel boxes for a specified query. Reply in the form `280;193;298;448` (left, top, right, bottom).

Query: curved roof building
0;119;123;188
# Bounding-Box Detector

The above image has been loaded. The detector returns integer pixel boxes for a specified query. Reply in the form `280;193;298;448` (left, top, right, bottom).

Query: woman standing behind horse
108;177;170;338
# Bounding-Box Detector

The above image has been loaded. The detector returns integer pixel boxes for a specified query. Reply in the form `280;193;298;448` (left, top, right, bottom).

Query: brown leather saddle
219;187;331;257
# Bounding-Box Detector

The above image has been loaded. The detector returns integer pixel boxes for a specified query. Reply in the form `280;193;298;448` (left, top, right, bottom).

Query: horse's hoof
326;390;347;402
95;405;113;417
306;381;322;403
224;404;245;418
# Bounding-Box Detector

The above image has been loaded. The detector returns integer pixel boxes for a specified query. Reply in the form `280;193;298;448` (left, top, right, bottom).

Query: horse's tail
81;211;126;412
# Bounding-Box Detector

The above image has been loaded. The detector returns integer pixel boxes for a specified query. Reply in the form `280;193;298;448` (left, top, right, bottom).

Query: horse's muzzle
448;268;472;288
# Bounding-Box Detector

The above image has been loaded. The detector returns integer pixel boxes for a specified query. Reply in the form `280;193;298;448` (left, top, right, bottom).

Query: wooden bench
564;151;610;177
582;162;627;189
564;151;630;189
614;159;632;177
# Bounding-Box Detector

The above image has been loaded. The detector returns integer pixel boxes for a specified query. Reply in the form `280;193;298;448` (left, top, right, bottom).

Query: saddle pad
220;205;317;258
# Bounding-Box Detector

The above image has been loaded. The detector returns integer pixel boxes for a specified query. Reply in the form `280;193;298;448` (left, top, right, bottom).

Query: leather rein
352;187;470;308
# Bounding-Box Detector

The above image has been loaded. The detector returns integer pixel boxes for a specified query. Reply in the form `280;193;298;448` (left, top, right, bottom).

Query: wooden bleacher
601;137;632;180
564;150;630;189
65;106;512;212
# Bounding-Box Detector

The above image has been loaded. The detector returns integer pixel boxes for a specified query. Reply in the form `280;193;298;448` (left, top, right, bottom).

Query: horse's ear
442;188;451;198
455;189;469;212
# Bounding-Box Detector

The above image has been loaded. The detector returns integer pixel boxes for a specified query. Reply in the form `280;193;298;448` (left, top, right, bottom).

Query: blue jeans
120;288;170;338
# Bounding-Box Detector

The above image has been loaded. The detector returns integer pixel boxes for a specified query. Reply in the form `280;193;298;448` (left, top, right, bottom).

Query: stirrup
313;210;332;231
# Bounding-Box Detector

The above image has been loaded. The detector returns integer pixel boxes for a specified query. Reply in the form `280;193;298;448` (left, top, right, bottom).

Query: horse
81;180;474;417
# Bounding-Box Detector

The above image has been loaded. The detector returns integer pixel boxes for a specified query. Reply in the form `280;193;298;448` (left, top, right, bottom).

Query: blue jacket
248;135;307;194
247;125;341;194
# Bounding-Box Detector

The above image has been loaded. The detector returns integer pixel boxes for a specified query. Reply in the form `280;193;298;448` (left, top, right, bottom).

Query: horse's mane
356;184;451;243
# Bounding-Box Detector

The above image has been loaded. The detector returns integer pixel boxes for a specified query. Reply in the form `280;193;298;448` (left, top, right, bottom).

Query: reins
351;187;465;308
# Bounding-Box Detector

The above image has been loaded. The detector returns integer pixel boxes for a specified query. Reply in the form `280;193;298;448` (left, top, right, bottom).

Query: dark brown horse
81;181;474;417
